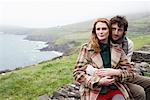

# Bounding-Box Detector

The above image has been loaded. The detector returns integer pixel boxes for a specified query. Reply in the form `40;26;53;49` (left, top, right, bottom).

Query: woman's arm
85;48;135;83
73;44;101;90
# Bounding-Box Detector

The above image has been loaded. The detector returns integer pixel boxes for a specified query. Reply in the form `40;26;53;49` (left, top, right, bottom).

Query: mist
0;0;150;28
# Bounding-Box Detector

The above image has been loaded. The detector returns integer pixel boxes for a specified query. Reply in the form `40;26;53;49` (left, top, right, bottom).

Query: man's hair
110;15;128;32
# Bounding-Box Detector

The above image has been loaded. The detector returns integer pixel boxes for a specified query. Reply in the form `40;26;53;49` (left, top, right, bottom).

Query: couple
73;16;150;100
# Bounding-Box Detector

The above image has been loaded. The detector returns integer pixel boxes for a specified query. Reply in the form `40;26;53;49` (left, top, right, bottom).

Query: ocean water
0;34;62;71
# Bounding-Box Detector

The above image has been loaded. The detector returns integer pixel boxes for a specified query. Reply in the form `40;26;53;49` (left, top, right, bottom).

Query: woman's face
95;22;109;42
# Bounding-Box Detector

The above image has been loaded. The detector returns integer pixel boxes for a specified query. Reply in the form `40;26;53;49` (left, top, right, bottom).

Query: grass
130;33;150;50
0;33;150;99
55;32;90;45
0;54;78;100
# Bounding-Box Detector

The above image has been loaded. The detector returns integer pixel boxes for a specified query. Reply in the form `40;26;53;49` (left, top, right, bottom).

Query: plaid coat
73;43;135;100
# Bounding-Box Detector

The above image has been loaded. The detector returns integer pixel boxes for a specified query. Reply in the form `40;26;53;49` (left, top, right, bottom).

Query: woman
73;18;135;100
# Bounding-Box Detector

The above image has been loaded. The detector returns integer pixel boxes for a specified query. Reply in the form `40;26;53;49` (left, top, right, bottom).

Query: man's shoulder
125;37;134;48
126;37;133;44
111;44;123;53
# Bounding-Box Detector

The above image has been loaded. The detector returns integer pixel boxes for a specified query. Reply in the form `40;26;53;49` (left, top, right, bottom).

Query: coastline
0;34;78;74
0;34;64;74
0;51;63;74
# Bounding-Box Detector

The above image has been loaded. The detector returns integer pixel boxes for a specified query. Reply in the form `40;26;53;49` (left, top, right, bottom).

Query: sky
0;0;150;28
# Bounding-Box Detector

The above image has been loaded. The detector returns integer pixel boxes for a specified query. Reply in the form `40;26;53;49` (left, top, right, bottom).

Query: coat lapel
111;47;122;68
91;52;103;68
89;45;122;69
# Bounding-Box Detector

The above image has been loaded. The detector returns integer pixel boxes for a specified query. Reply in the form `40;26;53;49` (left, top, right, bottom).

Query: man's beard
111;35;125;44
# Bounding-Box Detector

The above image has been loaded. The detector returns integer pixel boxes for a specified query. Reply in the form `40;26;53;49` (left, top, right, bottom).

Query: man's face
111;23;124;41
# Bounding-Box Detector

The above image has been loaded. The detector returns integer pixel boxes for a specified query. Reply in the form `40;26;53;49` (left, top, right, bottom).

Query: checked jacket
73;43;135;100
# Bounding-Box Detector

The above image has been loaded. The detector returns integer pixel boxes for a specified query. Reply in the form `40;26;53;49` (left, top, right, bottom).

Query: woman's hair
89;18;112;53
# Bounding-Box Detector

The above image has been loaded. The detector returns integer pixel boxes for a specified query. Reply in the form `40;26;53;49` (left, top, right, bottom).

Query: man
110;15;150;100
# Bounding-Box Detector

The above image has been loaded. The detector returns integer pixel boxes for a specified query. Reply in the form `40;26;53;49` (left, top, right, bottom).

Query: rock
38;94;51;100
132;62;147;76
139;44;150;52
40;44;150;100
140;62;150;68
131;51;150;62
0;69;11;74
40;41;78;53
49;83;80;100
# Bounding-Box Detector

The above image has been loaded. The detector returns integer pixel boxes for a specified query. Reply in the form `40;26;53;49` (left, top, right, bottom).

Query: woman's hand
98;76;115;86
94;68;121;77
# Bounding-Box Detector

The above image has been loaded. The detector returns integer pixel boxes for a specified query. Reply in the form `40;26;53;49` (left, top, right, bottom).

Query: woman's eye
102;28;107;30
96;28;100;30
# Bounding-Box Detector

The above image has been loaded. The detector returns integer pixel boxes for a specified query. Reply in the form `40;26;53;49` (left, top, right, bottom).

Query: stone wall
132;51;150;62
39;47;150;100
39;83;80;100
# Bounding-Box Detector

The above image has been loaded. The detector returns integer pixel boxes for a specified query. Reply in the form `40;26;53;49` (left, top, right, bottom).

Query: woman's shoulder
81;43;88;47
81;43;92;50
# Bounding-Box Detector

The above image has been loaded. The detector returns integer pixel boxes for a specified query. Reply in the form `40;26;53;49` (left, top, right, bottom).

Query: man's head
110;15;128;42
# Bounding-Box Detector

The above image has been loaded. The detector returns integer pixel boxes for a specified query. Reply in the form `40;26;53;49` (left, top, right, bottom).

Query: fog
0;0;150;28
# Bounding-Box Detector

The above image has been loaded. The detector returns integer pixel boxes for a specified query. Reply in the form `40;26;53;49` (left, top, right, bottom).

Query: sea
0;33;63;71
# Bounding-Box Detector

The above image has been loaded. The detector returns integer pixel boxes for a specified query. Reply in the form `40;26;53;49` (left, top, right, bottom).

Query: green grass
0;33;150;99
0;54;78;100
1;21;150;100
130;33;150;50
55;32;90;44
1;33;150;99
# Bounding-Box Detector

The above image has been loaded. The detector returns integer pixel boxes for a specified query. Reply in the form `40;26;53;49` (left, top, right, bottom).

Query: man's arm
117;48;135;82
126;38;134;62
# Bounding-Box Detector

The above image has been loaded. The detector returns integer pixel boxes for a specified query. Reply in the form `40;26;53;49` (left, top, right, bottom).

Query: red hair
89;18;112;53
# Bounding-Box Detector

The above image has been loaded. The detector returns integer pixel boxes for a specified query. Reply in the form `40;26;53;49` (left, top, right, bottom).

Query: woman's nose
99;30;103;34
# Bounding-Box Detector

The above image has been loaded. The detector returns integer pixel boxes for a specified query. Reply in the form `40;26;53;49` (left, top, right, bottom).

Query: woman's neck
99;39;108;44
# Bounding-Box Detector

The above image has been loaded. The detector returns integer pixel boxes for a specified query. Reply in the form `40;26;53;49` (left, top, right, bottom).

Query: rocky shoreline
39;40;79;53
0;39;78;74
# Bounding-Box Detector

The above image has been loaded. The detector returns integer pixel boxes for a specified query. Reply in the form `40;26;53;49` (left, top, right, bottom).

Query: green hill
1;12;150;46
1;12;150;99
25;12;150;51
0;33;150;99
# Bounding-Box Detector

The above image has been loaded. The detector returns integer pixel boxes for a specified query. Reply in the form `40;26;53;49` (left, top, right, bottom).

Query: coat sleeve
117;49;135;82
73;44;101;91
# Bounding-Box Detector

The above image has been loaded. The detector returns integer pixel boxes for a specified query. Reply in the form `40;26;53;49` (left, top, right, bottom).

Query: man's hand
94;68;121;77
98;76;115;86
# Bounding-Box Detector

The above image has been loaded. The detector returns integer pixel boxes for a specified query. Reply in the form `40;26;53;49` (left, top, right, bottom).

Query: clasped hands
93;68;121;86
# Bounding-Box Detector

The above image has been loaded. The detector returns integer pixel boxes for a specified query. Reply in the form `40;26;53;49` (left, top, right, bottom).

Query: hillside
26;12;150;52
0;12;150;99
1;12;150;52
1;12;150;43
0;34;150;100
26;12;150;40
0;25;33;35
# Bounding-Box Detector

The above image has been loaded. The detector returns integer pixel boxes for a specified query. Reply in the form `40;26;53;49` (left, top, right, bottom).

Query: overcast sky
0;0;150;28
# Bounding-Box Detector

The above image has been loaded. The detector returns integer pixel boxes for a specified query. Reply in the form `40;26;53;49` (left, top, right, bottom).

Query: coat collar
111;46;122;68
89;44;122;68
91;52;103;68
